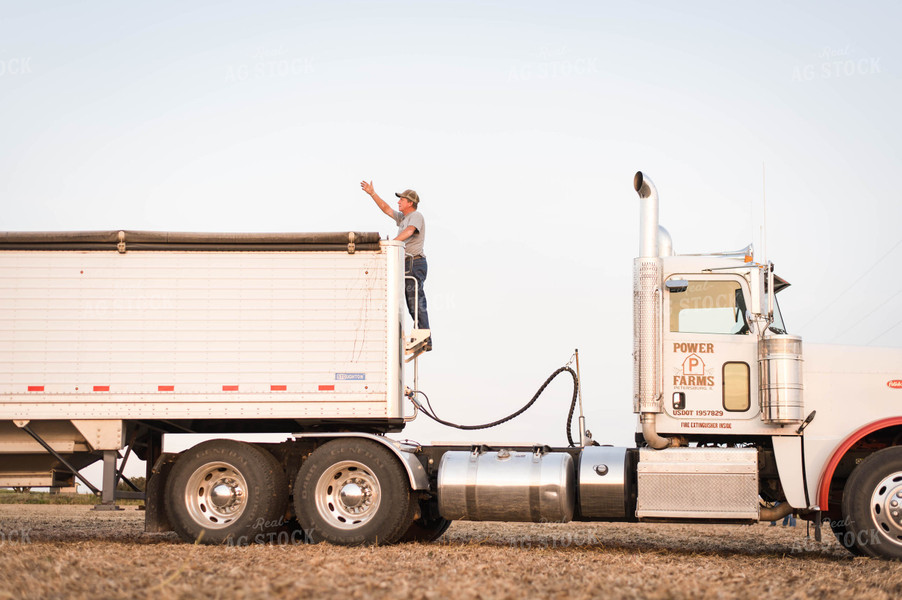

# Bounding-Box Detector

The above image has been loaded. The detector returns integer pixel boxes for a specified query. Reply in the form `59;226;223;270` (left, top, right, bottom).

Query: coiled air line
406;364;590;447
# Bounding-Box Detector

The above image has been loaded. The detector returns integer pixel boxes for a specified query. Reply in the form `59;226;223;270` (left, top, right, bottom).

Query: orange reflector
27;386;44;392
93;385;110;392
223;385;239;391
158;385;175;392
271;385;287;391
318;385;335;391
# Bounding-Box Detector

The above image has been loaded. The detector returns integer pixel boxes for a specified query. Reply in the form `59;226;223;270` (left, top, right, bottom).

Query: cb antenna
762;162;768;265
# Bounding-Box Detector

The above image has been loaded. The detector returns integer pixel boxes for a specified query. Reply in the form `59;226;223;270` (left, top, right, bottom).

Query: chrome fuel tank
437;448;575;523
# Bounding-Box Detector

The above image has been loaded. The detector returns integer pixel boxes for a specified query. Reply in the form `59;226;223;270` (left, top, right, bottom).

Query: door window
670;280;748;334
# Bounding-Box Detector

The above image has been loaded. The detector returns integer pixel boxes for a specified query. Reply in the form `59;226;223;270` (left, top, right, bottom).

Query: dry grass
0;505;899;600
0;490;142;505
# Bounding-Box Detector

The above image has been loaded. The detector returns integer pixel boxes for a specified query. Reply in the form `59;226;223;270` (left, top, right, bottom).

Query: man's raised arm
361;180;395;219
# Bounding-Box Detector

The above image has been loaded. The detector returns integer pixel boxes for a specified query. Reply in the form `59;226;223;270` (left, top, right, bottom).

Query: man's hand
362;179;395;218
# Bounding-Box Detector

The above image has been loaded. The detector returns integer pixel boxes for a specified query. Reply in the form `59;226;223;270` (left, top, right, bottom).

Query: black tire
253;444;292;529
841;446;902;560
293;438;415;546
165;439;288;545
398;499;452;543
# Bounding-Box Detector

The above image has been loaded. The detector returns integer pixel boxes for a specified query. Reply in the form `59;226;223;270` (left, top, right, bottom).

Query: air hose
407;365;583;447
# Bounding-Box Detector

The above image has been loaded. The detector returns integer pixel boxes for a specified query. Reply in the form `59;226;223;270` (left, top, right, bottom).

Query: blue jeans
405;256;430;330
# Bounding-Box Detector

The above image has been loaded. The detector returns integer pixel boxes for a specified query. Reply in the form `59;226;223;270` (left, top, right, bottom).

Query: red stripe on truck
817;416;902;511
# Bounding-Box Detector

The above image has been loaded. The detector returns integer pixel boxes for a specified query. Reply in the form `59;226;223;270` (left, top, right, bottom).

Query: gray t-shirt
393;210;426;257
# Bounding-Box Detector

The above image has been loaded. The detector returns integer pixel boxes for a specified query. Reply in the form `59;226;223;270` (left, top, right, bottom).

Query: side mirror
767;263;775;321
665;279;689;293
745;310;756;335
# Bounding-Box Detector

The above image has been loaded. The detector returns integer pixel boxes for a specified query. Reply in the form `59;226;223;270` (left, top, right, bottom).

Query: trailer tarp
0;231;383;252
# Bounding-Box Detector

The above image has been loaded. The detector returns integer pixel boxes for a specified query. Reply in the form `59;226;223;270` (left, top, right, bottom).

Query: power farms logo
673;343;715;390
888;380;902;389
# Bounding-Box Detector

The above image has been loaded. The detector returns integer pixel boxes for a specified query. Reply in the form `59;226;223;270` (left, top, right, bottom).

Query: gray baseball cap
395;189;420;205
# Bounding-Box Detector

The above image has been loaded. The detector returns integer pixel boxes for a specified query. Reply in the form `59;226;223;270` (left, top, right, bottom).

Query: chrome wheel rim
313;460;381;530
184;461;248;529
871;471;902;547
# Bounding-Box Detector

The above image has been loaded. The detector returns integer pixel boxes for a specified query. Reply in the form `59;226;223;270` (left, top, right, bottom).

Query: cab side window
723;362;751;411
670;280;748;334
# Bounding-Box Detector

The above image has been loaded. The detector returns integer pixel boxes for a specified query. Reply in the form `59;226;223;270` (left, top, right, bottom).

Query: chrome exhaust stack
634;171;659;259
633;172;677;449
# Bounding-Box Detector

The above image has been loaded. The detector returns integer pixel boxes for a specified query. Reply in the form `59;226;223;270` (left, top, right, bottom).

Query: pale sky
2;1;900;487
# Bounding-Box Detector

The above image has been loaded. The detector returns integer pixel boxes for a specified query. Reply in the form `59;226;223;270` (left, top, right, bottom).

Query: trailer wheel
841;446;902;560
165;440;288;545
293;439;415;546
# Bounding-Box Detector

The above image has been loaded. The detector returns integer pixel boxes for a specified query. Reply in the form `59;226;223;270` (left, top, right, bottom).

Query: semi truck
1;172;900;558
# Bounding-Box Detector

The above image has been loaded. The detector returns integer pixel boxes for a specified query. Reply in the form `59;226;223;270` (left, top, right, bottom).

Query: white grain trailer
0;232;423;526
2;173;902;559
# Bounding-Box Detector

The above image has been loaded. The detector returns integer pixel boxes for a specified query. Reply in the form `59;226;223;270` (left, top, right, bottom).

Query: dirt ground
0;505;899;600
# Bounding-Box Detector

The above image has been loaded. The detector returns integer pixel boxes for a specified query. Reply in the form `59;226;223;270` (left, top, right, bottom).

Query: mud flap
144;452;178;533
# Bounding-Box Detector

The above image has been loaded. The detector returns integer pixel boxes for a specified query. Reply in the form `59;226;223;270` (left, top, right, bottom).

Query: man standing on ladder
361;180;432;351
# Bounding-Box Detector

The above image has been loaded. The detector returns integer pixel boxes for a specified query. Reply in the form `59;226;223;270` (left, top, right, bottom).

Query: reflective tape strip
158;385;175;392
27;386;44;392
271;385;287;391
318;385;335;391
93;385;110;392
223;385;239;391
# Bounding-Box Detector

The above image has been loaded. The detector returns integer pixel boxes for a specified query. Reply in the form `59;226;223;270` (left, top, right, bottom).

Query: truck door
663;274;759;422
